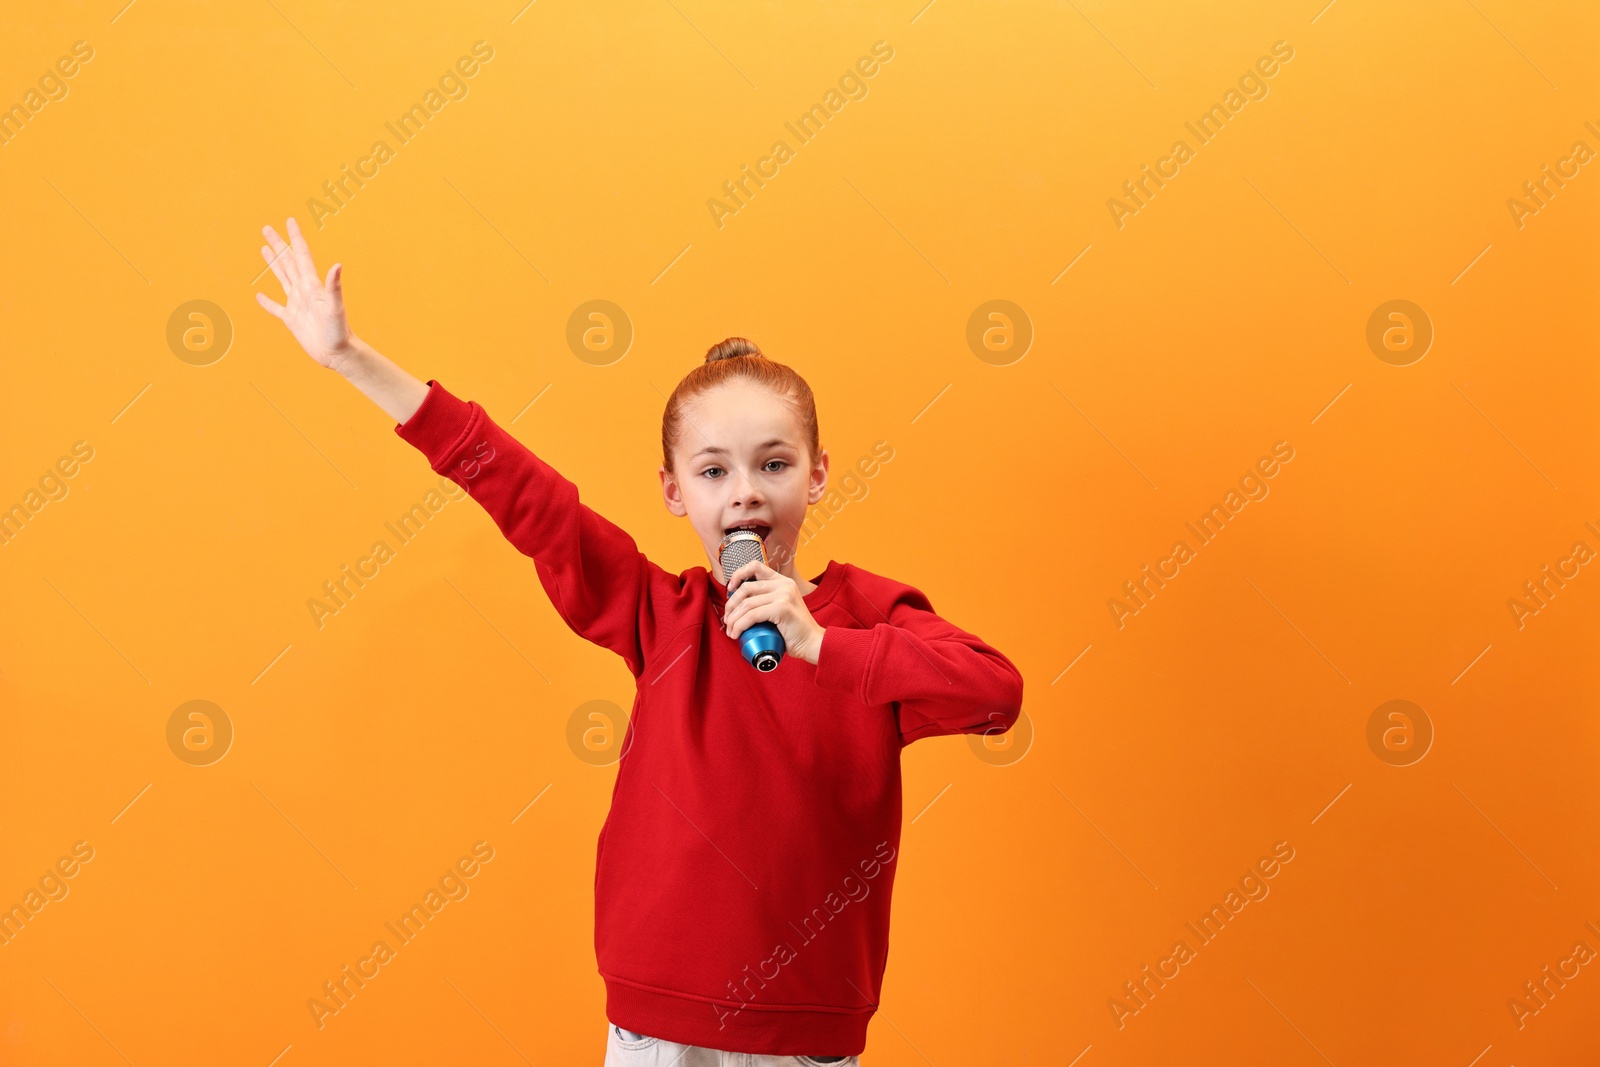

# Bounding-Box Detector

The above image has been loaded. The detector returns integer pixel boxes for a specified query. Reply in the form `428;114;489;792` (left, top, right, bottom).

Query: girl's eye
703;461;786;478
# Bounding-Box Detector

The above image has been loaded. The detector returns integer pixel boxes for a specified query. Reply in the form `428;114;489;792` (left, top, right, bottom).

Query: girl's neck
777;557;816;596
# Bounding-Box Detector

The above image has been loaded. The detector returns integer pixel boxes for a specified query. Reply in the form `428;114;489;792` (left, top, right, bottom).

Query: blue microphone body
738;622;786;672
718;529;786;672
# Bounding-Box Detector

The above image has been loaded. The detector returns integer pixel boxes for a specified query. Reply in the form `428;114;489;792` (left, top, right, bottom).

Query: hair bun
704;337;764;363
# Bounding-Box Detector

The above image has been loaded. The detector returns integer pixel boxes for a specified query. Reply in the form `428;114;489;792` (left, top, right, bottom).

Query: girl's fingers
286;217;319;286
262;225;299;286
725;577;770;608
727;591;785;630
260;244;292;291
255;291;286;320
729;591;771;617
728;560;778;594
726;596;772;634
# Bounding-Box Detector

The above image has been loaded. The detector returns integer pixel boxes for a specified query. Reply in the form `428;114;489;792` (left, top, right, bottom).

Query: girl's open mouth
723;524;772;540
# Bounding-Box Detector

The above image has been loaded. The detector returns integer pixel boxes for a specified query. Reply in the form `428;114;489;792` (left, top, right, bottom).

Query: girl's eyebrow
691;439;794;460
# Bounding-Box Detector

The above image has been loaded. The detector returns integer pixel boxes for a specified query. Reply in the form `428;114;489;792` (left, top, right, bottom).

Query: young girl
256;217;1024;1065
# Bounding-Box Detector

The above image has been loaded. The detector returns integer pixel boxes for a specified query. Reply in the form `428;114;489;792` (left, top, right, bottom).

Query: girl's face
659;382;829;585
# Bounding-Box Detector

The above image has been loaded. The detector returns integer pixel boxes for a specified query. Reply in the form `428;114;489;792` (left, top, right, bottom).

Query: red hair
660;337;820;474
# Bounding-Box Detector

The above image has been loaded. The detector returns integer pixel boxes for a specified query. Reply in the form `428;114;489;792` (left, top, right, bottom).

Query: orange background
1;0;1597;1063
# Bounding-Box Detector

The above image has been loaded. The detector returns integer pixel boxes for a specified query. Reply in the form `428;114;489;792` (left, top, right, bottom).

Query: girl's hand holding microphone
723;559;827;665
253;217;429;425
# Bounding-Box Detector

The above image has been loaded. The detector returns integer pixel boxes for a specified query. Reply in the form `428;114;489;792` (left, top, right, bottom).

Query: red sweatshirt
395;380;1024;1056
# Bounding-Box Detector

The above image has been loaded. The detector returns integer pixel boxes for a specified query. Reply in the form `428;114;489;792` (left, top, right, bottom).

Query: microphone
718;529;785;672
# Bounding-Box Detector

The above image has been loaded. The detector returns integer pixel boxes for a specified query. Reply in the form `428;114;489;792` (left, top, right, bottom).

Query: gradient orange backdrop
1;1;1596;1064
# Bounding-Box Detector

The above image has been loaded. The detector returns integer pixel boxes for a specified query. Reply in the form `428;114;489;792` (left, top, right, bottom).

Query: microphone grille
719;532;766;581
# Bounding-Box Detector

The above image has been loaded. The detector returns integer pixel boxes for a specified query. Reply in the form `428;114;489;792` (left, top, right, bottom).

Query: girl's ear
807;449;830;504
660;466;688;517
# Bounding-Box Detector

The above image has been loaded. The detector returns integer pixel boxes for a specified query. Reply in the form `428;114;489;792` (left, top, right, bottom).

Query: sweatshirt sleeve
393;379;677;680
812;579;1024;746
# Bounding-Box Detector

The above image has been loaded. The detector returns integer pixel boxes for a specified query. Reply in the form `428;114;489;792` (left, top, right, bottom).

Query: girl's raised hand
255;217;354;371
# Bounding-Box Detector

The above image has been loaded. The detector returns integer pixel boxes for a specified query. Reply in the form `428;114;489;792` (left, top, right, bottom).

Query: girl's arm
393;379;680;678
335;338;429;424
255;218;678;678
812;582;1025;746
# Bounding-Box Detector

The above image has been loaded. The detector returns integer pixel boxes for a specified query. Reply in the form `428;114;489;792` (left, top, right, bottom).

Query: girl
256;217;1024;1065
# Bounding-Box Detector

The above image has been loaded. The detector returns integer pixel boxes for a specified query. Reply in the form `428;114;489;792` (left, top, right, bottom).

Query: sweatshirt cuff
394;379;480;473
812;624;878;700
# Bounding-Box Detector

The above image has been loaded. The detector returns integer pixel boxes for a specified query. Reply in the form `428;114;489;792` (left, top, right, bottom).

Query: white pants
603;1023;859;1067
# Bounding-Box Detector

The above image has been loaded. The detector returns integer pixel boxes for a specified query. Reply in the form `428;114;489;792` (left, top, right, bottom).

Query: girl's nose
730;475;764;505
